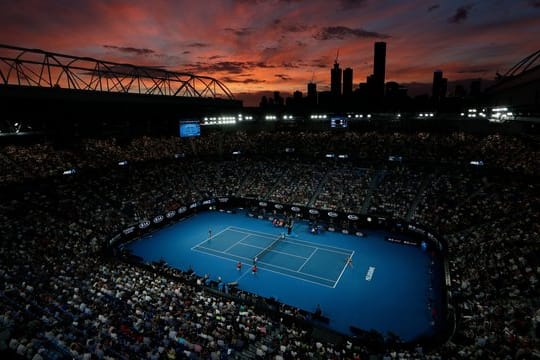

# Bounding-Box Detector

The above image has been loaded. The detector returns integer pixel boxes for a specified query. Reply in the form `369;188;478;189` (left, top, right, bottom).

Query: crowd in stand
0;129;539;359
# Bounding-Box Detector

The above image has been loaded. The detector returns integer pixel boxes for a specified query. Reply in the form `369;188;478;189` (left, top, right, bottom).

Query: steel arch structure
0;44;234;100
501;49;540;78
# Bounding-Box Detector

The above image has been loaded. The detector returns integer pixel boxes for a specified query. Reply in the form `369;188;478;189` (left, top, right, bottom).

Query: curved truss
503;49;540;77
0;44;234;100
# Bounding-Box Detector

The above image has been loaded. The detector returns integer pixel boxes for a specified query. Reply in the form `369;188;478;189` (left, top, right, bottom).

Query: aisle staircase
405;173;432;221
360;169;386;214
307;169;332;207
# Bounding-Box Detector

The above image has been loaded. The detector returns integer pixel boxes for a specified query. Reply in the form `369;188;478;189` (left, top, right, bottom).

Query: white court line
192;247;335;288
333;250;355;288
195;245;336;283
228;226;281;239
235;268;253;283
191;226;356;287
257;259;336;282
255;262;335;288
190;226;231;250
223;234;252;253
297;248;318;272
237;242;309;260
236;242;270;251
286;237;353;255
231;228;350;257
192;247;252;264
229;226;353;254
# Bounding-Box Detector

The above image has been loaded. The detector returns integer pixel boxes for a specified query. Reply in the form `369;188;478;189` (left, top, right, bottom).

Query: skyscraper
307;82;317;104
331;61;342;97
432;70;447;103
343;68;353;96
373;42;386;101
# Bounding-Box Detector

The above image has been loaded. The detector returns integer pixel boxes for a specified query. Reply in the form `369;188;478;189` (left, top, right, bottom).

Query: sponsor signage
386;236;418;246
138;220;151;229
123;226;135;235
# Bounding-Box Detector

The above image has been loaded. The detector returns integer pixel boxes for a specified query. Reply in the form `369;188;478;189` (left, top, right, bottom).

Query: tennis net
255;235;284;260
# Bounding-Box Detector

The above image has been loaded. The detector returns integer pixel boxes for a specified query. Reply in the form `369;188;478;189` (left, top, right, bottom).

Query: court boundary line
190;226;232;250
228;226;352;255
333;250;355;288
235;241;309;260
191;247;335;288
223;234;252;253
297;248;318;273
196;244;336;282
191;226;356;287
194;245;338;283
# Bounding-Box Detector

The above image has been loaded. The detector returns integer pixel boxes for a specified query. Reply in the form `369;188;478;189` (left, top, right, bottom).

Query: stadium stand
0;129;539;359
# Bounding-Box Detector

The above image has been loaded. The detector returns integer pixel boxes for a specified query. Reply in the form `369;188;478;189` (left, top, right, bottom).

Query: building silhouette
373;42;386;101
331;61;342;97
432;70;447;103
343;68;353;96
307;82;317;105
470;79;482;98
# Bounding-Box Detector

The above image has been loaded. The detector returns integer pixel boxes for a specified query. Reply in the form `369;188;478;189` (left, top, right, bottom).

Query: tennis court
192;226;354;288
126;211;440;342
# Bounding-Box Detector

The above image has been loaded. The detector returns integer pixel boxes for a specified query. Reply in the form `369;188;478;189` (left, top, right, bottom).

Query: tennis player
237;261;242;271
346;255;353;268
208;227;212;240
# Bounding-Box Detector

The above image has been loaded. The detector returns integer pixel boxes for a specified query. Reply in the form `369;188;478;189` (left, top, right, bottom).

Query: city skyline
0;0;539;106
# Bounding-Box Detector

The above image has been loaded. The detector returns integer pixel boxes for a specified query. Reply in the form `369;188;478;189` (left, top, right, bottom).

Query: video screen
330;116;348;128
179;121;201;138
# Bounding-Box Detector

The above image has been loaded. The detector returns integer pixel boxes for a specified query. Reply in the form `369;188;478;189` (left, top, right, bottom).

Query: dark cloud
282;24;312;33
456;67;489;74
528;0;540;7
185;61;275;74
427;4;440;12
255;62;276;68
186;42;209;48
448;5;473;24
314;26;390;40
281;62;299;68
189;61;247;74
275;74;292;81
208;55;225;60
224;27;253;37
339;0;369;9
221;76;266;84
103;45;155;55
182;51;191;54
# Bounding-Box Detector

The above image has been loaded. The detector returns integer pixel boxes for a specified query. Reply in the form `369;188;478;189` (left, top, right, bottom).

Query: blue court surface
126;211;438;341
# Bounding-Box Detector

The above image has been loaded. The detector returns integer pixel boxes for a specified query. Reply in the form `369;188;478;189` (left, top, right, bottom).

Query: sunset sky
1;0;539;105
